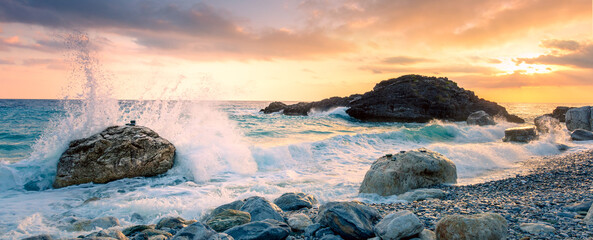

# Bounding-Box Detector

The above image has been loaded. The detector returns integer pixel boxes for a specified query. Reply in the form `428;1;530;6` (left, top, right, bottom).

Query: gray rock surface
224;219;290;240
435;212;507;240
571;129;593;141
585;203;593;225
206;209;251;232
466;110;495;126
286;213;313;231
316;201;381;240
373;210;423;240
85;229;127;240
273;192;318;211
398;188;446;202
172;222;216;240
360;149;457;196
22;234;53;240
157;216;196;230
122;225;154;236
68;216;120;232
502;126;537;143
204;200;246;222
239;196;284;222
208;233;234;240
54;125;175;188
565;106;592;131
534;115;562;133
519;222;555;234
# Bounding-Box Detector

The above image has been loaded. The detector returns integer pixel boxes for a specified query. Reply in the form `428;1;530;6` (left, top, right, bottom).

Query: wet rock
503;126;537;143
565;106;592;131
534;115;561;133
571;129;593;141
585;203;593;225
273;192;318;211
224;219;290;240
287;213;313;231
373;210;423;240
22;234;53;240
304;223;322;238
360;148;457;196
414;229;436;240
53;125;175;188
239;196;284;222
122;225;154;236
565;200;593;212
172;222;216;240
260;102;287;114
208;233;234;240
261;95;361;116
204;200;246;222
519;223;555;234
435;213;507;240
398;188;446;202
316;201;381;240
556;144;570;151
85;229;127;240
69;216;120;232
157;216;195;230
206;209;251;232
466;110;495;126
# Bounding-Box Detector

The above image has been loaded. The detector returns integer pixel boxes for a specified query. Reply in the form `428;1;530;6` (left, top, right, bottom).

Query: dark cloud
516;42;593;69
541;39;581;51
382;56;433;65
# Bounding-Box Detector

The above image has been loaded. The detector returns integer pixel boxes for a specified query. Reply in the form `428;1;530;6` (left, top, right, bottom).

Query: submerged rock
571;129;593;141
502;126;537;143
53;125;175;188
206;209;251;232
273;192;318;211
316;201;381;240
224;219;290;240
373;210;423;240
466;110;495;126
360;149;457;196
435;213;507;240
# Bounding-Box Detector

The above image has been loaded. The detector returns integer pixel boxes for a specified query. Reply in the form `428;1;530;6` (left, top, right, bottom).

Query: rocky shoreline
26;149;593;240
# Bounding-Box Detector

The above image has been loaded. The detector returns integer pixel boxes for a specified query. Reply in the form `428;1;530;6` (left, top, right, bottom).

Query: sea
1;37;592;238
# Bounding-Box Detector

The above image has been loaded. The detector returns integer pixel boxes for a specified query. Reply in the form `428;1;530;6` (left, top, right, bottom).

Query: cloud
381;56;433;65
361;64;501;75
541;39;581;51
0;58;14;64
456;69;593;89
516;42;593;69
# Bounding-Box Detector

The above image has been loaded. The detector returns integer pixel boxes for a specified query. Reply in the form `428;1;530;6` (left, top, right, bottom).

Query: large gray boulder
239;196;284;222
273;192;318;211
565;106;592;131
316;201;381;240
466;110;495;126
224;219;290;240
435;213;507;240
206;209;251;232
53;125;175;188
172;222;216;240
502;126;537;143
373;210;423;240
360;149;457;196
571;129;593;141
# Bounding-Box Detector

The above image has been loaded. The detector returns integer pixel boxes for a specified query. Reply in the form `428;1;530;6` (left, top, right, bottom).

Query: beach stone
22;234;53;240
398;188;446;202
208;233;234;240
206;209;251;232
287;213;313;231
565;106;592;131
416;229;437;240
204;200;246;222
172;222;216;240
304;223;322;237
157;216;195;230
373;210;423;240
273;192;318;211
466;110;495;126
239;196;284;222
565;200;593;212
53;125;175;188
316;201;381;240
85;229;127;240
122;225;154;236
571;129;593;141
534;115;561;133
224;219;290;240
314;227;343;239
502;126;537;143
519;223;555;234
69;216;120;231
435;213;507;240
360;148;457;196
585;204;593;225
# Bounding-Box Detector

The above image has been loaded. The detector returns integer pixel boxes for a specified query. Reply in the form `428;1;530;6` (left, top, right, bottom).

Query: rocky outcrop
273;192;318;211
260;102;287;114
373;210;423;240
502;126;537;143
566;106;592;131
359;149;457;196
53;125;175;188
571;129;593;141
435;213;507;240
261;75;524;123
316;201;382;240
466;110;495;126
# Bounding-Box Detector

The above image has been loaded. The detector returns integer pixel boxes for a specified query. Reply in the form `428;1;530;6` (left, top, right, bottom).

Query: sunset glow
0;0;591;103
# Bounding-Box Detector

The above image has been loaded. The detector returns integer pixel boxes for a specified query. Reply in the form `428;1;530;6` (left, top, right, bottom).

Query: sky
0;0;592;103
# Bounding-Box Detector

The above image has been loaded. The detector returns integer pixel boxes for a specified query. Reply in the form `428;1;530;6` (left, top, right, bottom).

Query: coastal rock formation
261;75;524;123
466;110;495;126
224;219;291;240
571;129;593;141
566;106;592;131
435;213;507;240
373;210;423;240
502;126;537;143
207;209;251;232
260;102;287;114
316;201;382;240
534;115;562;133
53;125;175;188
359;149;457;196
273;192;318;211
